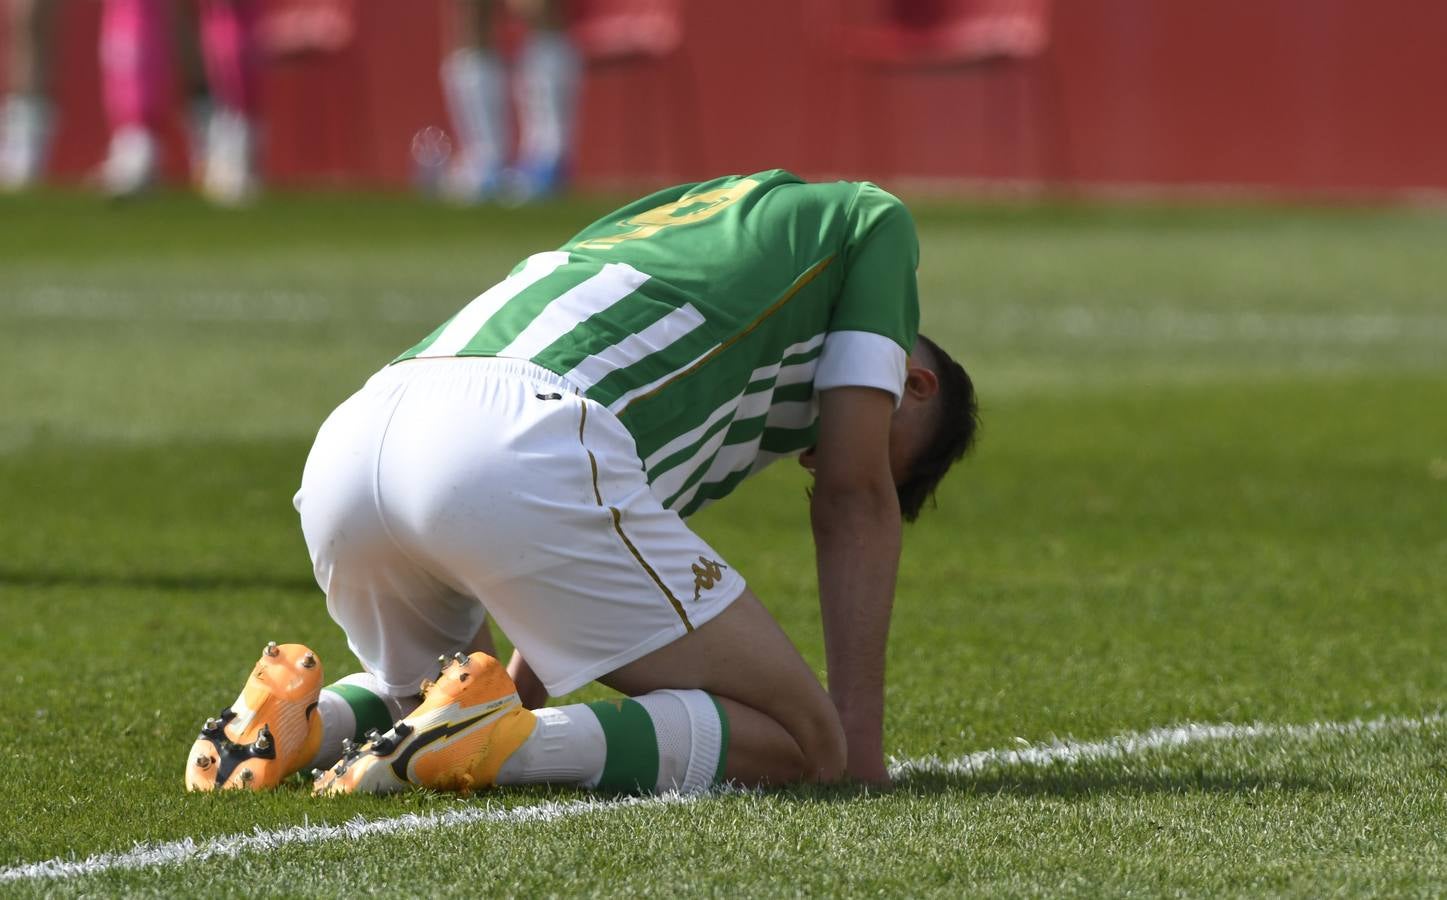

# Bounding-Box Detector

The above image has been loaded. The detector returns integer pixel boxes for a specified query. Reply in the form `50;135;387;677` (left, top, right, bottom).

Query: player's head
890;334;979;521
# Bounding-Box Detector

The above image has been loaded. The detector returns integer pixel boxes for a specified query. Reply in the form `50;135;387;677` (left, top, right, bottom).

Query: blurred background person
0;0;60;190
440;0;578;203
98;0;261;203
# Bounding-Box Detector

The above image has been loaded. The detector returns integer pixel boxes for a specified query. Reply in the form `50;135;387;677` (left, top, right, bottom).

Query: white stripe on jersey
649;387;777;502
761;397;821;432
497;262;651;362
416;252;569;359
643;394;745;473
669;437;765;513
668;399;818;513
770;333;828;366
563;303;708;392
604;343;716;415
641;334;824;474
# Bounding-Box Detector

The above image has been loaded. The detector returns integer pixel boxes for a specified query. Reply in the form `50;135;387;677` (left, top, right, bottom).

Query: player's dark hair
898;335;979;522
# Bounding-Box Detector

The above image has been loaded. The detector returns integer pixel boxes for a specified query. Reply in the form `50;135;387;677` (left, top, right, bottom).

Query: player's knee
789;703;848;783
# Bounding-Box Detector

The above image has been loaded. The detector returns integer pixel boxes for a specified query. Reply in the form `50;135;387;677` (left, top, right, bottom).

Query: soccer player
185;170;979;795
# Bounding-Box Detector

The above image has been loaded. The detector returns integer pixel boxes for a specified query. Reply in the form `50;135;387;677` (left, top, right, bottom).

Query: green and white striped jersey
395;170;920;516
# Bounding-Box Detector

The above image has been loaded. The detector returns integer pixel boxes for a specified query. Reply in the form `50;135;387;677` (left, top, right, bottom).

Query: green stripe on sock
326;683;394;742
710;694;730;785
587;699;659;793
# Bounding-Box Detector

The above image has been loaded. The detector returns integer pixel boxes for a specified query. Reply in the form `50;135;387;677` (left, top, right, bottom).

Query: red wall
13;0;1447;196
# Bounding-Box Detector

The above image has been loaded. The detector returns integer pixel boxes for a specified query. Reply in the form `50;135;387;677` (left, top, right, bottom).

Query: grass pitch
1;189;1445;897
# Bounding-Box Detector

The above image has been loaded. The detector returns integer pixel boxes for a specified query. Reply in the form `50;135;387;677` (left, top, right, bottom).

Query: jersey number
575;179;761;250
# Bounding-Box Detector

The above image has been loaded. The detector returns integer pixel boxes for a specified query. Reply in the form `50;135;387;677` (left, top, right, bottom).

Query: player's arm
809;385;902;784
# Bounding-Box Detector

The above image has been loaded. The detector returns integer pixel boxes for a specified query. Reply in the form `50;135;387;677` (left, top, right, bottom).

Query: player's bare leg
316;586;845;796
599;590;847;785
1;0;60;190
493;589;847;790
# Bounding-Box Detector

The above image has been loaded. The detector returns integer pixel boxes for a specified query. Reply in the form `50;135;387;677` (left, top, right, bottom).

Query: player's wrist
843;736;889;785
834;705;884;747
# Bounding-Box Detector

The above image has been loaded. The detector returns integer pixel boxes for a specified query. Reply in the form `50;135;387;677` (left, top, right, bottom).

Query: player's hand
847;757;892;787
840;723;892;786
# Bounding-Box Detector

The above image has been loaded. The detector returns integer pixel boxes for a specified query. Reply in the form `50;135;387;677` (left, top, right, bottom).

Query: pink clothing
100;0;171;130
200;0;261;118
99;0;261;131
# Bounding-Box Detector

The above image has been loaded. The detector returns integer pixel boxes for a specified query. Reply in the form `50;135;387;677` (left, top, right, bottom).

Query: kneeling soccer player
184;169;979;795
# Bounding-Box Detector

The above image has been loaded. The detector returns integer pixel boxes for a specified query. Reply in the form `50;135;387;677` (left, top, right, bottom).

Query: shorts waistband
382;356;582;394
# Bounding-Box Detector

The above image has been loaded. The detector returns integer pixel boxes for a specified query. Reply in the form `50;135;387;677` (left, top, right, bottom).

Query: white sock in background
515;30;579;171
0;94;52;190
99;124;159;197
441;47;508;183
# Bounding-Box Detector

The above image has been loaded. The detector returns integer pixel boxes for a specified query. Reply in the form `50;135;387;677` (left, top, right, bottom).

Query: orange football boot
314;651;536;796
185;641;324;791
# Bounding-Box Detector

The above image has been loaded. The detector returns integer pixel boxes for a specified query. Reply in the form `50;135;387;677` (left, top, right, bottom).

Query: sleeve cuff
814;330;908;407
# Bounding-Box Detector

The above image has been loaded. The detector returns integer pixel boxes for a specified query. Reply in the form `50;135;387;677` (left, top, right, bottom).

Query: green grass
2;188;1445;897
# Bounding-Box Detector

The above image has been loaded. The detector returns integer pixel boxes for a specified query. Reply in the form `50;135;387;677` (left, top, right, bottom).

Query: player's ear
903;363;939;403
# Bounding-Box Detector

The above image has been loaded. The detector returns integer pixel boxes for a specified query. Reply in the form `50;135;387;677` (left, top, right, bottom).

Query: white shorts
294;357;746;697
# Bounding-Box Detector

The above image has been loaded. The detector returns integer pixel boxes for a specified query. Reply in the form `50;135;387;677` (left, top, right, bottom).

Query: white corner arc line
0;795;695;884
3;712;1440;884
887;711;1445;778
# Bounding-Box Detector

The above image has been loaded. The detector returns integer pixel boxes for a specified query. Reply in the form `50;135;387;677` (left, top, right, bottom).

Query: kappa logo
691;556;726;602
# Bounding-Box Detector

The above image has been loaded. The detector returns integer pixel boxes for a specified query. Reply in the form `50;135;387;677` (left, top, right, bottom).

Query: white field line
0;795;697;884
888;710;1443;779
2;711;1440;884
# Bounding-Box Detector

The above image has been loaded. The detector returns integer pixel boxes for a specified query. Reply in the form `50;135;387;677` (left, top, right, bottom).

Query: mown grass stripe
2;712;1439;884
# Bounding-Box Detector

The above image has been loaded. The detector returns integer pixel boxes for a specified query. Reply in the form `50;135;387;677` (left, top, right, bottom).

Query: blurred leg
1;0;60;188
198;0;258;118
100;0;170;133
439;0;507;201
98;0;169;194
7;0;59;96
509;0;576;200
196;0;260;203
172;0;208;178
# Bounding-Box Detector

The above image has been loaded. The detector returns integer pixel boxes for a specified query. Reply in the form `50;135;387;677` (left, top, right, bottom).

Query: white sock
495;705;607;784
305;672;418;771
100;125;158;196
441;47;508;173
0;94;53;189
515;30;579;168
636;690;724;793
202;108;259;205
495;690;725;794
